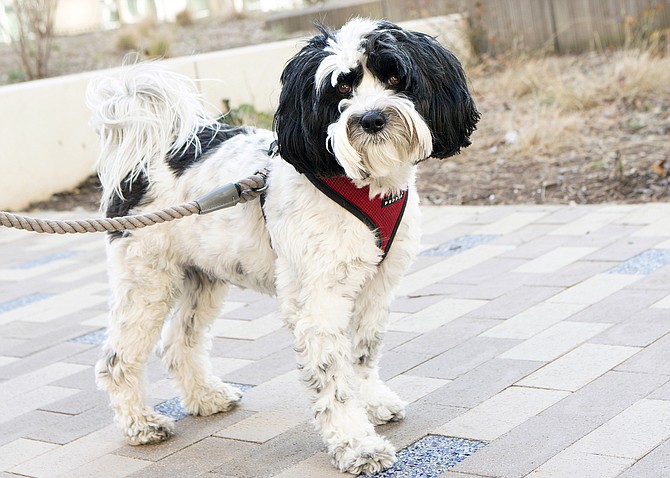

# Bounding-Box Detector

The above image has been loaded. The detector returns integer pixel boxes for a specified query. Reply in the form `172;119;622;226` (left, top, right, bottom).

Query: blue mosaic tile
421;235;499;257
13;250;77;269
154;397;189;421
154;383;254;422
0;293;52;314
70;328;107;345
608;249;670;275
369;435;487;478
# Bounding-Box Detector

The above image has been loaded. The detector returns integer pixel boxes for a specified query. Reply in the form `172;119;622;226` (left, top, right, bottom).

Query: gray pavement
1;203;670;477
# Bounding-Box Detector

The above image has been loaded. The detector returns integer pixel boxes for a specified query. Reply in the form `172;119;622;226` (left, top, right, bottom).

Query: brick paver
1;204;670;477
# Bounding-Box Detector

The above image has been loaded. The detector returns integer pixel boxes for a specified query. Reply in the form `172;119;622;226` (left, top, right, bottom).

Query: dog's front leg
279;266;396;475
352;283;406;426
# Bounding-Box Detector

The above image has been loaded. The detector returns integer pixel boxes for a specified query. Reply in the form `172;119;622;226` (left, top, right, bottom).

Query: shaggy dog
88;18;478;474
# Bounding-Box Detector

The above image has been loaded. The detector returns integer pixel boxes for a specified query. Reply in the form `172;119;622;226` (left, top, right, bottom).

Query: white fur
90;25;430;474
314;18;378;89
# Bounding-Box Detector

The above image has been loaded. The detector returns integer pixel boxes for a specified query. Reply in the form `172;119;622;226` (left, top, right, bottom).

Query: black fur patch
274;26;362;177
364;22;480;158
105;172;150;241
168;125;250;177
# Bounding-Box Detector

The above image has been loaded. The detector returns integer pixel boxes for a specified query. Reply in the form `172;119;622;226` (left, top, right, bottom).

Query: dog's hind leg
352;274;406;426
159;267;242;416
95;241;181;445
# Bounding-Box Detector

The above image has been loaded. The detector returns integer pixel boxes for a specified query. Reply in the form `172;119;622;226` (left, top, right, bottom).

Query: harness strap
304;173;408;260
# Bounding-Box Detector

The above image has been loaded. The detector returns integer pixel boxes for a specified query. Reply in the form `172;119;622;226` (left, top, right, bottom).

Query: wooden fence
266;0;670;53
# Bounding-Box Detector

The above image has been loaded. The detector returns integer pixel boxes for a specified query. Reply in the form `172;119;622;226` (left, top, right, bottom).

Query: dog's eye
336;82;352;95
387;74;401;86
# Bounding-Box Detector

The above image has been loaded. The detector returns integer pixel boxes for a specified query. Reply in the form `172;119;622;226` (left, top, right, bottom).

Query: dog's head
274;18;479;193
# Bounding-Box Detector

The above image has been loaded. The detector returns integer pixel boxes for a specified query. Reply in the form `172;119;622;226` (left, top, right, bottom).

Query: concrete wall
0;15;470;211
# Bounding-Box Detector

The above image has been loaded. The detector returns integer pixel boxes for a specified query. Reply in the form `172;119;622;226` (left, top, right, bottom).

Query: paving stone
410;336;521;380
390;318;501;357
272;452;348;478
51;366;98;392
517;260;619;288
211;421;323;478
445;273;531;301
421;358;547;409
568;287;669;324
386;374;450;404
616;333;670;375
589;308;670;347
11;425;125;478
548;211;625;236
567;398;670;459
481;302;588;339
0;410;69;447
473;212;549;235
498;234;572;260
0;362;88;401
125;437;257;478
464;286;563;319
211;313;283;340
25;405;114;445
215;410;307;443
378;349;435;381
0;438;60;471
627;263;670;290
442;257;527;286
0;341;90;380
584;235;666;262
389;298;488;334
392;293;454;313
547;273;640;305
513;247;598;274
0;385;80;425
500;321;612;362
516;343;641;391
397;245;515;296
526;449;635;477
37;389;107;415
114;408;255;462
452;371;668;477
66;453;152;478
220;345;295;386
647;378;670;401
211;327;293;361
617;437;670;478
434;387;570;441
231;370;310;415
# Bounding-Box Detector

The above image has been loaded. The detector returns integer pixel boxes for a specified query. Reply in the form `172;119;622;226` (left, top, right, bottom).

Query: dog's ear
399;31;480;158
273;32;346;177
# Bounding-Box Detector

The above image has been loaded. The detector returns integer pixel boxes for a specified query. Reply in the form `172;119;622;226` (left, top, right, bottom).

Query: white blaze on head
314;18;379;90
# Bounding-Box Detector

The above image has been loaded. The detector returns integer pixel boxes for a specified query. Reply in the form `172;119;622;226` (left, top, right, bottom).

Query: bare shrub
5;0;59;80
175;9;194;27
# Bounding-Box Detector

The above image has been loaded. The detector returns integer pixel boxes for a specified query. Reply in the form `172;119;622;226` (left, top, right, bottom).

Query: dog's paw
361;381;406;425
182;382;243;416
121;412;175;445
332;436;397;475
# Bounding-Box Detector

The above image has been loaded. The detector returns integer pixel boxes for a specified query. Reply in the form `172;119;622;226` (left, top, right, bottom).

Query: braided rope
0;170;268;235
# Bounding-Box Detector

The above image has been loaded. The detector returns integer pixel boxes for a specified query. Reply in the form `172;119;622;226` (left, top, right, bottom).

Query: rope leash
0;169;269;235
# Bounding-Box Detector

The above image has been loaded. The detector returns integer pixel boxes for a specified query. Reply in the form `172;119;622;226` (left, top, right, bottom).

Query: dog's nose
360;111;386;133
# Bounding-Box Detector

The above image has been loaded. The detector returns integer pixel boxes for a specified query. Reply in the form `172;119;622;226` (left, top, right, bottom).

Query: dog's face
274;18;479;185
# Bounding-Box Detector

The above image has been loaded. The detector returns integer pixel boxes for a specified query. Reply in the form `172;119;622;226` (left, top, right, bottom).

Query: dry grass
469;50;670;157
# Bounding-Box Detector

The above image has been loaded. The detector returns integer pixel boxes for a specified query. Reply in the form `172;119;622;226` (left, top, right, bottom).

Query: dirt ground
5;16;668;212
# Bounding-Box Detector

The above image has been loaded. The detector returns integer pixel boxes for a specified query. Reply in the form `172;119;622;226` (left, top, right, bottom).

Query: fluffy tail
87;64;212;210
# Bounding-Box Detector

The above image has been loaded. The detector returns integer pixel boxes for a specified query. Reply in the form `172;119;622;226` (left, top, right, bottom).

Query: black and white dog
88;18;478;475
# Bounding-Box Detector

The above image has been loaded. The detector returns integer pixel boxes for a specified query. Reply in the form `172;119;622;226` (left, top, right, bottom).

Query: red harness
304;173;408;260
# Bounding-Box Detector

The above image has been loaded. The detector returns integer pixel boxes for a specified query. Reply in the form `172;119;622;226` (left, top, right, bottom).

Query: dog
88;18;478;475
